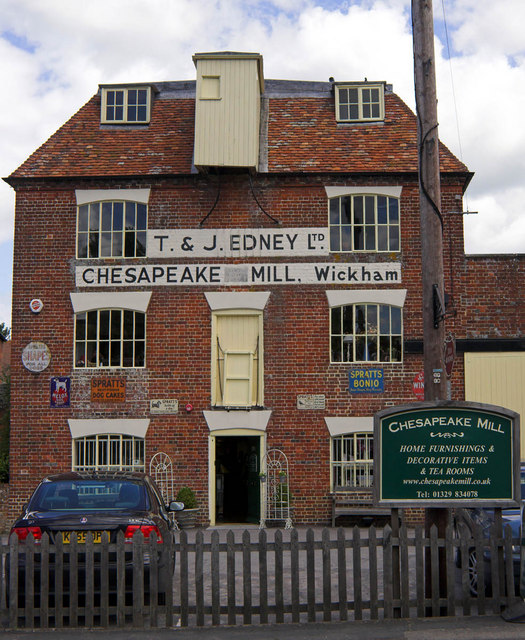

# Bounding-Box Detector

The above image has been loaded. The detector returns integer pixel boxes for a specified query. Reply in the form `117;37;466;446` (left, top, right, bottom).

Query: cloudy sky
1;0;524;328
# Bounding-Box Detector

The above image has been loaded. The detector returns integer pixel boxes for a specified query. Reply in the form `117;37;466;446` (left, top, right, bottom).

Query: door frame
208;429;266;526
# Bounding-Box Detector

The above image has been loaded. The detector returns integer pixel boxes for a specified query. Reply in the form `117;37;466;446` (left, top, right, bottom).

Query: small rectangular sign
349;369;384;393
91;378;126;403
297;394;326;410
374;401;520;507
150;399;179;414
50;377;71;408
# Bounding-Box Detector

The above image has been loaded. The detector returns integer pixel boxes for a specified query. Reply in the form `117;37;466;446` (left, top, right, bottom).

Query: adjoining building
4;52;524;526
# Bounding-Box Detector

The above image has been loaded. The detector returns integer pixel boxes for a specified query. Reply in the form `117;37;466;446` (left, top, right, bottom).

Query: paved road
1;614;525;639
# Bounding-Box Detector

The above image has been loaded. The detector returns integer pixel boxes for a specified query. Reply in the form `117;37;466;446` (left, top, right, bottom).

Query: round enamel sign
22;342;51;373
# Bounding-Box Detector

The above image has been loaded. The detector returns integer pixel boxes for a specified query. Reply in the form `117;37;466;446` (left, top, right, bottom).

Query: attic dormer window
335;83;384;122
101;86;151;124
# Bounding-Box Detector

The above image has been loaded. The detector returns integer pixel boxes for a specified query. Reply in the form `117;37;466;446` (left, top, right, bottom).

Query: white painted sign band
147;228;329;257
76;263;401;287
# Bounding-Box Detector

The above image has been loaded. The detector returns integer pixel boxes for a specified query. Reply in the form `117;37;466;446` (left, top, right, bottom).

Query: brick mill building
4;52;524;525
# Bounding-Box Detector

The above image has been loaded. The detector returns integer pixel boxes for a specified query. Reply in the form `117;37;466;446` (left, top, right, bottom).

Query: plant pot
176;507;199;529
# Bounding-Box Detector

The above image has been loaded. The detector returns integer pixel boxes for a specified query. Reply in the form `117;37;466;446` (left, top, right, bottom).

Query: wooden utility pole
412;0;448;611
412;0;446;398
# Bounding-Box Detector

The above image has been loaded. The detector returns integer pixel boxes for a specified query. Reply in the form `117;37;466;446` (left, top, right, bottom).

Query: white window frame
76;200;148;259
335;83;384;122
331;432;374;489
101;86;152;124
330;302;403;364
74;308;146;369
328;192;400;253
73;433;145;472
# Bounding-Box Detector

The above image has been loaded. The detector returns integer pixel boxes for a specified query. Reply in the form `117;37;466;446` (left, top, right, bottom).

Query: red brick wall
9;173;520;525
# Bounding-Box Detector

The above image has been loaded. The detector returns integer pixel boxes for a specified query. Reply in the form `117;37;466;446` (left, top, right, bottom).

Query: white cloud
0;0;523;326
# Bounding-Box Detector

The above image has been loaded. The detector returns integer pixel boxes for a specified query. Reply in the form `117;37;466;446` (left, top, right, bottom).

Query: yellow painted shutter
216;313;260;406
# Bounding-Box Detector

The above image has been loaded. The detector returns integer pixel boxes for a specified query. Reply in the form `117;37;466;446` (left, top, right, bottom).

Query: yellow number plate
62;530;108;544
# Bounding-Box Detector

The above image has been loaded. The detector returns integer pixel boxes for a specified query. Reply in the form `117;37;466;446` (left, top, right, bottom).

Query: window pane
329;199;340;225
354;226;364;250
379;336;390;362
86;342;97;367
113;202;124;229
342;305;353;333
355;306;366;333
136;231;146;257
110;341;121;367
134;312;145;339
391;307;402;334
355;337;366;361
331;307;341;335
101;203;112;231
125;231;135;257
87;311;97;340
89;203;100;230
341;226;352;251
377;226;388;251
98;341;109;366
78;205;89;231
111;310;121;338
354;197;363;224
125;202;136;229
391;336;402;361
77;233;88;258
136;203;147;230
367;305;377;334
389;198;399;223
134;341;145;367
365;196;375;223
100;232;112;257
380;305;390;333
377;197;387;224
365;226;375;250
367;337;377;361
342;336;353;362
330;226;340;252
123;311;134;339
389;227;400;251
341;197;351;225
123;341;134;367
112;232;123;256
89;233;99;258
99;310;110;339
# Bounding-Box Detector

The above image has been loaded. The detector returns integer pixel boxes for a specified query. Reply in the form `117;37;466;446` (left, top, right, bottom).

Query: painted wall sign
374;401;520;507
349;368;384;393
297;394;326;410
76;262;401;288
22;342;51;372
150;399;179;414
147;228;329;257
91;378;126;402
50;377;71;408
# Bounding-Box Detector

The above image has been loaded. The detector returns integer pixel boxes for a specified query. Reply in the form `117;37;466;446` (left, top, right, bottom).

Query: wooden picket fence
0;521;521;629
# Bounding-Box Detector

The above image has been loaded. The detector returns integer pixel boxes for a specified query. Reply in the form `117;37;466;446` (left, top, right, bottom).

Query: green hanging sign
374;401;520;507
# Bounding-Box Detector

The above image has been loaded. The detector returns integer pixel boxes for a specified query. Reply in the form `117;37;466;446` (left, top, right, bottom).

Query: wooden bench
331;489;391;527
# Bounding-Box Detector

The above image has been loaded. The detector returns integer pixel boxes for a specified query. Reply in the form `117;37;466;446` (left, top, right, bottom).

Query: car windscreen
31;480;148;511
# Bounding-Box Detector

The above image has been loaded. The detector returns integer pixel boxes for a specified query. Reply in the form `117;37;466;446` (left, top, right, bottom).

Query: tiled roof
7;81;468;180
